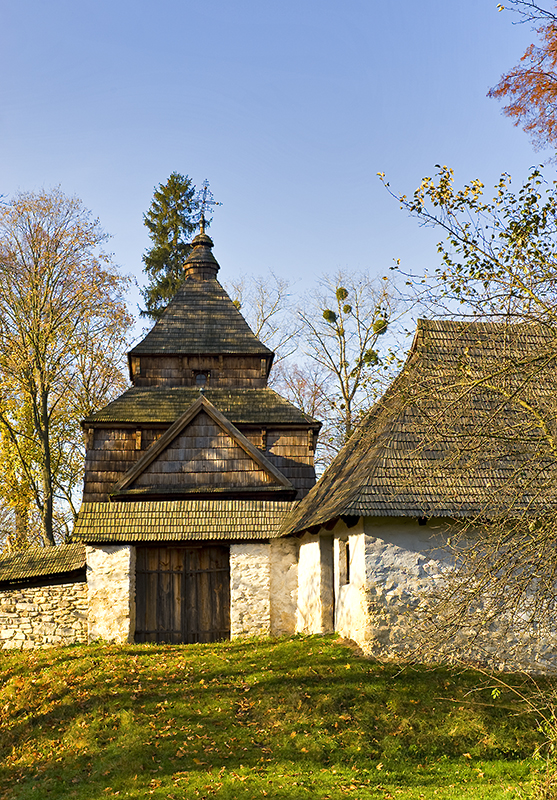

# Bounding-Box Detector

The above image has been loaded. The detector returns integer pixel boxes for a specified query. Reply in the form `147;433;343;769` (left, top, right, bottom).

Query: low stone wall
0;582;88;650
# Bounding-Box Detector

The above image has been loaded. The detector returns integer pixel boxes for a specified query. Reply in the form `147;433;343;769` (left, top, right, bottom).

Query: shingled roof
0;543;86;586
73;499;294;543
83;387;319;426
284;319;557;533
129;279;272;358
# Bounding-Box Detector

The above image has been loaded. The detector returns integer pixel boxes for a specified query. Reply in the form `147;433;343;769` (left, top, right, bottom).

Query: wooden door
135;546;230;644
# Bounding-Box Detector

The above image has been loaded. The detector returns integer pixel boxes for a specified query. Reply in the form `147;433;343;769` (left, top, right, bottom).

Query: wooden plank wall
244;430;317;498
83;422;316;501
132;355;268;388
132;412;275;490
82;428;160;501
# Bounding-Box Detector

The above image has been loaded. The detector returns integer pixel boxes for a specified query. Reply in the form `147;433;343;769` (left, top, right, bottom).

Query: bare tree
227;269;400;467
226;271;299;366
299;272;396;445
270;360;335;473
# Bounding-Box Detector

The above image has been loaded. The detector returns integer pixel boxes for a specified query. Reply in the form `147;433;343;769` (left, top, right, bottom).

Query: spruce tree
140;172;199;320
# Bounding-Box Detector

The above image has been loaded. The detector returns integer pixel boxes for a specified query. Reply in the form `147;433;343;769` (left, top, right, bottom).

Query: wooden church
3;276;557;669
71;229;320;644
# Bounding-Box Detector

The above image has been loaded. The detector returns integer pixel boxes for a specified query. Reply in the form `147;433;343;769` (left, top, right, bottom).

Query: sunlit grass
0;636;547;798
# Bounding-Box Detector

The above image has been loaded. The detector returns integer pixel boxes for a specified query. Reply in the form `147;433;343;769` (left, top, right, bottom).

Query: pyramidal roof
130;232;273;357
284;318;557;533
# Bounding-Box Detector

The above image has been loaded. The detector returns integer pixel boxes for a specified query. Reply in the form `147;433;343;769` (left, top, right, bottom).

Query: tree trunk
7;501;29;551
15;503;28;547
38;389;55;546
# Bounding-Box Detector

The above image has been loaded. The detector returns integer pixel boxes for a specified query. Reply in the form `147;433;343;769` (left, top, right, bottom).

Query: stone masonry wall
230;543;270;637
332;521;369;646
86;545;136;643
361;517;557;672
296;534;323;634
0;582;88;650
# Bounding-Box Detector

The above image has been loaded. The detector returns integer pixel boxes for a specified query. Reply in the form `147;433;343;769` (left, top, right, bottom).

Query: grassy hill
0;635;550;799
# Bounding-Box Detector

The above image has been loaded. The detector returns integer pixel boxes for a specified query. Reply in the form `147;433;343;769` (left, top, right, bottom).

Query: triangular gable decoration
111;394;293;496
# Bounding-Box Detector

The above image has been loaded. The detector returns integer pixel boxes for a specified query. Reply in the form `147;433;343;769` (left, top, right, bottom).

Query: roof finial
196;179;221;235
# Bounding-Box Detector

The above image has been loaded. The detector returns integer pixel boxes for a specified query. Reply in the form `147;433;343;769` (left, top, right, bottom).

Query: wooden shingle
284;319;557;533
84;387;319;427
73;500;294;543
129;279;273;358
0;544;86;585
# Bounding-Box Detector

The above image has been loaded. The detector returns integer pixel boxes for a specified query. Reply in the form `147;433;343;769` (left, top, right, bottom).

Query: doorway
135;545;230;643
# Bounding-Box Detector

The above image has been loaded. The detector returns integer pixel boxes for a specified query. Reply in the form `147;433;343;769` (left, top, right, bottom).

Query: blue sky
0;0;546;322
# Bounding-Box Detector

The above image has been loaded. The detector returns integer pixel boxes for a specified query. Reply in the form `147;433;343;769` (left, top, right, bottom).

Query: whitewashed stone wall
296;534;324;633
359;518;448;658
333;520;369;646
269;538;298;636
230;543;270;637
86;545;136;643
355;517;557;671
0;582;88;650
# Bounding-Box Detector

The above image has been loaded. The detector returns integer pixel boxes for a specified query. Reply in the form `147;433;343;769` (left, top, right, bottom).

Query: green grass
0;635;550;799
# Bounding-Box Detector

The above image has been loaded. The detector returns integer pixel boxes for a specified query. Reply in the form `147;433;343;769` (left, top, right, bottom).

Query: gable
111;394;293;497
131;410;278;490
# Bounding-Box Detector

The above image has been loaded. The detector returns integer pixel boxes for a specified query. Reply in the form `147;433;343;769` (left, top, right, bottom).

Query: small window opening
194;371;209;388
339;538;350;585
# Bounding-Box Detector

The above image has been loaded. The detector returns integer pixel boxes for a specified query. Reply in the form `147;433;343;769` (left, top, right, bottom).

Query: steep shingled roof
73;499;294;543
129;279;273;357
284;319;557;533
83;387;319;426
0;543;86;585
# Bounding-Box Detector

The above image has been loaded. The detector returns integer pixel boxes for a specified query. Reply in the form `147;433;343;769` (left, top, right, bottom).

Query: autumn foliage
489;10;557;150
0;189;132;547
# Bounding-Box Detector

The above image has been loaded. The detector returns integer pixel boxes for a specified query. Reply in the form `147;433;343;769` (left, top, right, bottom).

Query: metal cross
196;180;221;234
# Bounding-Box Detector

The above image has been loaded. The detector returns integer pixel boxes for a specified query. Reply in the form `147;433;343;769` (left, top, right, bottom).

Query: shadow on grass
0;636;543;799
